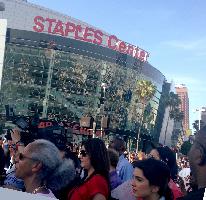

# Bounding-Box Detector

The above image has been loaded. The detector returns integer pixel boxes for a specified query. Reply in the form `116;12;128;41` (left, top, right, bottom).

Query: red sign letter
33;16;45;33
108;35;118;50
93;30;103;45
45;18;56;34
139;50;148;62
118;41;127;53
65;22;76;36
74;25;84;40
83;27;94;43
53;20;65;36
126;45;134;57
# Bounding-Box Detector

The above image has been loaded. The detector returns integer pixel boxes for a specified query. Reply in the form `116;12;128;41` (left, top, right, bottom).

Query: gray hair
27;139;75;190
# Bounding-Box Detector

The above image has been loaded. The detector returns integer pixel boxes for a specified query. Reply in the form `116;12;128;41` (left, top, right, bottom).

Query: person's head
109;136;126;155
149;146;178;180
15;139;75;191
107;148;119;170
188;125;206;188
131;158;173;200
80;138;109;180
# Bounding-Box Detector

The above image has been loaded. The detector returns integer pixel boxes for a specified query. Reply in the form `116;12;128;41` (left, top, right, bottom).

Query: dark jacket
177;188;205;200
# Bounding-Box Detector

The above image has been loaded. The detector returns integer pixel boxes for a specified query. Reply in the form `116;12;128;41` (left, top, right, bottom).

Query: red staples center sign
33;16;149;62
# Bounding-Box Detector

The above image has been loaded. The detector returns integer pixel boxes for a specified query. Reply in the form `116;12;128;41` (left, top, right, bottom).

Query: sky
29;0;206;131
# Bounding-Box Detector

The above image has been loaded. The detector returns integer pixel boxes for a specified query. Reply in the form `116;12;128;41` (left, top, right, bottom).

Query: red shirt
168;179;183;199
68;174;109;200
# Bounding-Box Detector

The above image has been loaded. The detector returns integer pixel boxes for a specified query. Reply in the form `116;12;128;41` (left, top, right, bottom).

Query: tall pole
136;103;144;153
92;121;96;138
42;49;55;118
198;109;201;131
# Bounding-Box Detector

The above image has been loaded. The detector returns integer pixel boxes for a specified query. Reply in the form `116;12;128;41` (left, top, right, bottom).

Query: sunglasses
147;154;155;159
9;144;16;150
79;150;88;157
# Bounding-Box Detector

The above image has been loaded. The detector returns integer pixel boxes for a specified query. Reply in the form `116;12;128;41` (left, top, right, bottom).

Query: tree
180;141;192;155
170;107;184;130
135;80;157;151
163;92;182;145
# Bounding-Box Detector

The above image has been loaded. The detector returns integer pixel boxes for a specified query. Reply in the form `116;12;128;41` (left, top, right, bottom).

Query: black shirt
177;188;205;200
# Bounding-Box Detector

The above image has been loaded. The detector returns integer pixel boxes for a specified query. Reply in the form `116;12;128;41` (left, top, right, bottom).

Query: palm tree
163;92;181;145
135;79;157;151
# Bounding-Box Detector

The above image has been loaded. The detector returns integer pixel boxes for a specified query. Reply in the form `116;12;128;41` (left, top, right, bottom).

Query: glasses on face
147;154;154;159
18;153;35;161
79;150;88;157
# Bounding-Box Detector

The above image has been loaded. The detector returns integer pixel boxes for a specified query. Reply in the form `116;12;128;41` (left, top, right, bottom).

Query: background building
201;107;206;129
0;0;167;146
175;84;190;132
158;82;175;147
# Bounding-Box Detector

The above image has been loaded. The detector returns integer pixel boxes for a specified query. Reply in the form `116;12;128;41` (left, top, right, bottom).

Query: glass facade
0;29;165;136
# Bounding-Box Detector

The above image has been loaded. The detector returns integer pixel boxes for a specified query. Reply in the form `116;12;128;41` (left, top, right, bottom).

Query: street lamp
101;83;107;96
100;83;107;138
42;46;56;118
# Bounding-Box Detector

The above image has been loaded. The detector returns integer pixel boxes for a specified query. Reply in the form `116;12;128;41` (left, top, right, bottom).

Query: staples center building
0;0;166;140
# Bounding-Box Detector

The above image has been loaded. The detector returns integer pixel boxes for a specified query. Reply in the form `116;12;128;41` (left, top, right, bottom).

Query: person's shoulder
92;174;107;182
87;174;109;197
124;158;133;168
177;188;205;200
120;156;131;164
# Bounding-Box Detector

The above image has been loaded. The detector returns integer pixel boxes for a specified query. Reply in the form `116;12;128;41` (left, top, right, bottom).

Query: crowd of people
0;124;206;200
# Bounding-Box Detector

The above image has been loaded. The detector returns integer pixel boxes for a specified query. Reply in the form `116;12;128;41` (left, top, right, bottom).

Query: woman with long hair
132;158;173;200
67;138;110;200
149;146;178;181
149;146;183;199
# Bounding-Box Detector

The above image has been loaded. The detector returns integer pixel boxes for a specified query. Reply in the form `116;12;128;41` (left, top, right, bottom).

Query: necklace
32;185;48;194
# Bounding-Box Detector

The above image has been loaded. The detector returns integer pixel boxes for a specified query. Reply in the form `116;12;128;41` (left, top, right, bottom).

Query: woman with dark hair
150;146;178;181
67;138;110;200
132;158;173;200
149;146;183;199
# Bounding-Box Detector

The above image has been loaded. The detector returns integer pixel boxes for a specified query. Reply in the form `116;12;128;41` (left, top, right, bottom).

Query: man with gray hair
177;125;206;200
15;139;75;197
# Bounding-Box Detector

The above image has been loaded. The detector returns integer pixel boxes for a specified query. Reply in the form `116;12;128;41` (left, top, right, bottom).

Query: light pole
42;48;55;118
136;105;144;153
100;83;107;138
